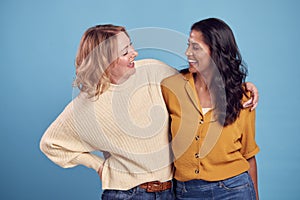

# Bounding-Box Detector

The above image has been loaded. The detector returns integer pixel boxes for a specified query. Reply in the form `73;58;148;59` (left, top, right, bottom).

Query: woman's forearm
248;156;259;200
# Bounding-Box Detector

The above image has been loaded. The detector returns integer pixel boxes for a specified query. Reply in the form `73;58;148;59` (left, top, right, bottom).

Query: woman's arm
248;156;259;200
39;104;104;172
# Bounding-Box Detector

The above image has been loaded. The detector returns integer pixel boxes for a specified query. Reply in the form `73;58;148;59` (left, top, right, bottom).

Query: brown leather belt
139;180;172;192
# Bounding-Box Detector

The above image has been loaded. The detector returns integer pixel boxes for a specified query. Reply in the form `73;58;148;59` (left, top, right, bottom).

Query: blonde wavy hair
73;24;129;98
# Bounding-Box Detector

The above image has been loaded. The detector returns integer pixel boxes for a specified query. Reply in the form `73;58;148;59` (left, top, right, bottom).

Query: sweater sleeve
240;108;260;160
40;104;104;172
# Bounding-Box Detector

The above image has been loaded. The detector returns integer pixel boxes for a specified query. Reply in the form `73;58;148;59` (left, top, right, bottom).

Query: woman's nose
185;46;192;56
130;46;138;58
132;50;138;58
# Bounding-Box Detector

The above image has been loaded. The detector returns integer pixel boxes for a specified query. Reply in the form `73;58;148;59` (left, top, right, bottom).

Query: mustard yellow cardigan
161;72;259;181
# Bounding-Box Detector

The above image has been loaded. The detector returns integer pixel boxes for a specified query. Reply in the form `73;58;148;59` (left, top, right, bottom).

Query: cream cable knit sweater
40;59;178;190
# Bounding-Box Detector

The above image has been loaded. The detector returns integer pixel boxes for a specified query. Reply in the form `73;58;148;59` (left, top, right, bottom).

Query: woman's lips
188;59;197;66
128;61;135;68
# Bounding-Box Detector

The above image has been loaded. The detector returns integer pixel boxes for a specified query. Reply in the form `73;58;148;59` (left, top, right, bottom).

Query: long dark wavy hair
190;18;248;126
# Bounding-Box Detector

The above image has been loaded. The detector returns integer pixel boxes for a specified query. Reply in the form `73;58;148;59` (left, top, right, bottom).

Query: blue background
1;0;299;199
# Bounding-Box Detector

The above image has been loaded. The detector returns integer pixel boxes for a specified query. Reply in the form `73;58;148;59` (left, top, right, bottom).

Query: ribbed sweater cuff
71;153;104;172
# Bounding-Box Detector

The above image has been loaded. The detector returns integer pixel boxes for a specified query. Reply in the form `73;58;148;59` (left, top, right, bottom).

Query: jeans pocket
220;172;250;191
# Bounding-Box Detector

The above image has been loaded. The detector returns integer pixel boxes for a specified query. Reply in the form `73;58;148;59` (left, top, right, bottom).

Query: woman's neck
193;72;213;108
193;72;212;90
110;74;128;85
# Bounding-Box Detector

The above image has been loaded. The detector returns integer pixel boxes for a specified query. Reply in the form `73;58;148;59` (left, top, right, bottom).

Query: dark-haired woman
161;18;259;200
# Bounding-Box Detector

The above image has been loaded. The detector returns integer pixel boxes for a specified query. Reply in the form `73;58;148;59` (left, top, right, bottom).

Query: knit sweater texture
40;59;178;190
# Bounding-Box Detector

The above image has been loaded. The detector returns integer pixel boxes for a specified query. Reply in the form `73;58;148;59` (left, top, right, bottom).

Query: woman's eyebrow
121;42;132;51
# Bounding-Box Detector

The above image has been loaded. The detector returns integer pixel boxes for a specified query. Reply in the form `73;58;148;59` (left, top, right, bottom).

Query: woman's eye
187;42;200;51
122;51;128;56
193;45;200;50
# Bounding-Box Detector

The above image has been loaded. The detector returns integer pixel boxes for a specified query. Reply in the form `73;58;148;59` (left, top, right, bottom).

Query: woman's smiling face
185;30;212;74
109;32;138;84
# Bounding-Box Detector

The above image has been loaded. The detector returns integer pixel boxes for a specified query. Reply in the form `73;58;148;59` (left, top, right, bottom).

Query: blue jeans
101;185;174;200
174;172;256;200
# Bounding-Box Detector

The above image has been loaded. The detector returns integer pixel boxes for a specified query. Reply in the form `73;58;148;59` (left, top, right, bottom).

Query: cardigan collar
182;72;203;117
181;71;216;122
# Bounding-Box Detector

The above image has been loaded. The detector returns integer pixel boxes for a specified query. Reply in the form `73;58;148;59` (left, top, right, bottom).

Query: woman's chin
188;67;198;73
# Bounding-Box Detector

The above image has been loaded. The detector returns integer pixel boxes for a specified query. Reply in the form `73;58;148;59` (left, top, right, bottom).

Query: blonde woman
40;24;177;199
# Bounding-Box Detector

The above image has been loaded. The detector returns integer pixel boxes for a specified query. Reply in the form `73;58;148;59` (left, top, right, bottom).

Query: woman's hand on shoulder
243;82;259;111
